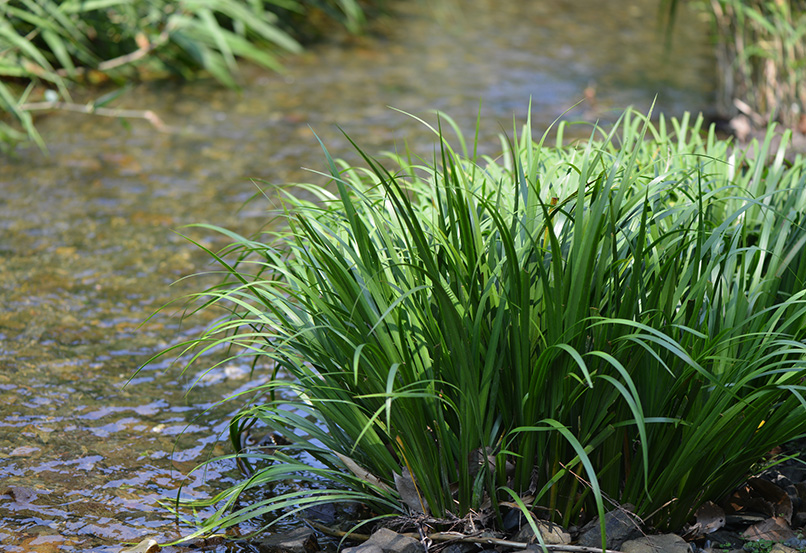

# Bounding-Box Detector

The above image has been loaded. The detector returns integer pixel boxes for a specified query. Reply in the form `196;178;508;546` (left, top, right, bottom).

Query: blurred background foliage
708;0;806;129
0;0;372;151
664;0;806;129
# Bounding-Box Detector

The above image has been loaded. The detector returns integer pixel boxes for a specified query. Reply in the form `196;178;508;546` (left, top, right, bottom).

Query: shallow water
0;1;714;551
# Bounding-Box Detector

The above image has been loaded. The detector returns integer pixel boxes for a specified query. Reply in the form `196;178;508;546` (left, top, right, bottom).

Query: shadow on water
0;1;714;550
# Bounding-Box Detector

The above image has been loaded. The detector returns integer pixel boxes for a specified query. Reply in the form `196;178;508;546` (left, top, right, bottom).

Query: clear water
0;1;714;551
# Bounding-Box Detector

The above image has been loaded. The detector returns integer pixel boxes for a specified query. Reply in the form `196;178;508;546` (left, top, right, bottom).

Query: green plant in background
149;108;806;540
0;0;367;152
663;0;806;129
709;0;806;128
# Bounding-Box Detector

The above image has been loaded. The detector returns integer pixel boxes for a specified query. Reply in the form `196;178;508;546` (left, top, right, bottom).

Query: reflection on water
0;1;713;550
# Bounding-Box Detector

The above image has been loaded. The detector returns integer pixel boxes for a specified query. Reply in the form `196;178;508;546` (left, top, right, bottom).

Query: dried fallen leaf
727;478;793;524
748;477;793;524
394;468;428;515
741;516;795;542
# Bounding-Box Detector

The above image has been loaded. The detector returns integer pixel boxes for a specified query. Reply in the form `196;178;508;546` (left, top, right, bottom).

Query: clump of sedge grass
151;108;806;540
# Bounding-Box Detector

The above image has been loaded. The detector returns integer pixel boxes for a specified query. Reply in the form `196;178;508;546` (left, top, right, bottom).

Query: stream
0;1;715;551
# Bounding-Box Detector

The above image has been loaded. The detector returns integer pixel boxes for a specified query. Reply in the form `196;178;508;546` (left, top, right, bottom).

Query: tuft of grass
147;107;806;540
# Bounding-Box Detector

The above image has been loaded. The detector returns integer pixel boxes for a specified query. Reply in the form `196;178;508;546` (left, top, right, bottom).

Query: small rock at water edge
622;534;689;553
513;519;571;545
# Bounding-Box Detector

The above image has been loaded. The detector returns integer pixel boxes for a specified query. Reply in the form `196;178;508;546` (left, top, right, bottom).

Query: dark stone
254;527;319;553
577;505;642;549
